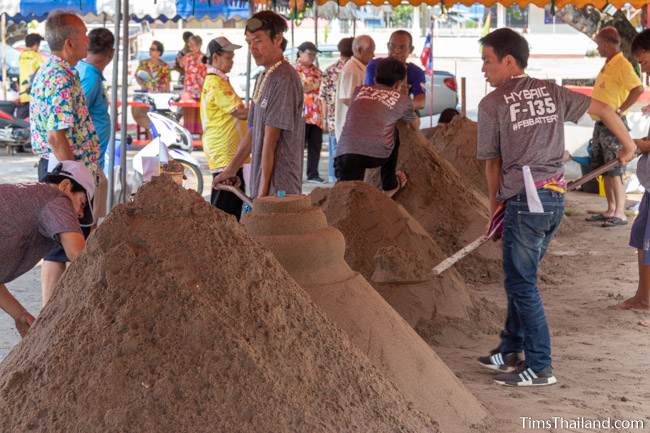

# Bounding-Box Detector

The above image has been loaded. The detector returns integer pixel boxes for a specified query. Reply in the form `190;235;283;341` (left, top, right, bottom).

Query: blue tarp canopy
0;0;250;22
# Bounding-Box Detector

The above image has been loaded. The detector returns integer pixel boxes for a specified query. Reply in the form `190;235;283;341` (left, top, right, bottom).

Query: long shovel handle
432;209;504;276
432;158;627;276
432;234;491;276
214;183;253;207
566;158;620;191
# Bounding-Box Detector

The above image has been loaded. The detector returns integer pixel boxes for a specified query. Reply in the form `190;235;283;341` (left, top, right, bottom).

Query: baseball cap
48;158;96;226
207;37;242;55
297;41;320;53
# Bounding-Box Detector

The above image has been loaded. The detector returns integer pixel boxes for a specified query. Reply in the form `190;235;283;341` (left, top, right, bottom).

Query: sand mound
429;116;487;194
370;125;501;282
244;193;489;432
0;176;438;433
312;182;501;346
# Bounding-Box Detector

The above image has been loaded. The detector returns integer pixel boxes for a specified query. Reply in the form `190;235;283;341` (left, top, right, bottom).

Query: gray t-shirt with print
0;183;81;283
477;76;591;201
248;62;305;199
337;84;417;159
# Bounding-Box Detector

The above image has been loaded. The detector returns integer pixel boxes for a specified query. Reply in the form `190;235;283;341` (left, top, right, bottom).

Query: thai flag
420;31;433;75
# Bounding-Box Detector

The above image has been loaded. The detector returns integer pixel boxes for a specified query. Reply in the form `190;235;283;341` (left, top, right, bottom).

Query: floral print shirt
320;58;346;133
30;55;99;176
181;51;207;100
135;59;171;92
294;63;323;128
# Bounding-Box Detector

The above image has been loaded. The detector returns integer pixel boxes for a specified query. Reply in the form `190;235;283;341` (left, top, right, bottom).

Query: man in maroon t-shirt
335;57;419;197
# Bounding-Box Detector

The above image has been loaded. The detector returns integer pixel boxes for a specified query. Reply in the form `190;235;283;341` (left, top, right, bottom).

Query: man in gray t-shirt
0;160;94;338
213;11;304;199
476;28;636;388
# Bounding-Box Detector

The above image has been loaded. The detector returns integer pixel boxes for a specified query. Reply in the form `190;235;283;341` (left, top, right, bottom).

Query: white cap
48;157;96;226
208;36;242;56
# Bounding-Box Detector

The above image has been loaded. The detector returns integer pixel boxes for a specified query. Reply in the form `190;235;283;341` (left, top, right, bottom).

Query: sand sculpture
311;181;502;345
368;125;501;282
243;194;488;433
0;177;440;433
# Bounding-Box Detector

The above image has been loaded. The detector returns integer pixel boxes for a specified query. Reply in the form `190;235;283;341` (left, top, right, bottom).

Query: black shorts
591;120;628;177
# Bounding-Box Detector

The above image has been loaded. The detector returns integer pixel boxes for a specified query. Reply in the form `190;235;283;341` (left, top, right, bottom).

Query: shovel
432;158;624;276
213;178;253;207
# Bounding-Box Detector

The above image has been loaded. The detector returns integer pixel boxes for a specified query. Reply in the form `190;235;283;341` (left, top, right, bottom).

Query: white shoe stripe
528;369;538;379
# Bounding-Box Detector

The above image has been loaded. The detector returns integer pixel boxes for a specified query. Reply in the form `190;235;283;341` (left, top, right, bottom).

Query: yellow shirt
18;50;43;103
200;72;248;171
591;52;642;121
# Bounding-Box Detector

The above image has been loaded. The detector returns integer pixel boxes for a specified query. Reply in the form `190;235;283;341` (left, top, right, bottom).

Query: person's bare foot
638;320;650;328
612;296;650;311
14;312;35;338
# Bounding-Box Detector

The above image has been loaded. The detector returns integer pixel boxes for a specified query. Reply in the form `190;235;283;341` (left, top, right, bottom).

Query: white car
233;47;458;117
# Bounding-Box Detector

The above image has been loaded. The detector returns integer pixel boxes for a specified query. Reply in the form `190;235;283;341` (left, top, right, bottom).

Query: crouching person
334;57;419;197
0;160;94;337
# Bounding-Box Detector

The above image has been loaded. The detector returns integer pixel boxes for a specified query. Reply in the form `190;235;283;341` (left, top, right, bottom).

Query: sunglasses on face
149;47;159;52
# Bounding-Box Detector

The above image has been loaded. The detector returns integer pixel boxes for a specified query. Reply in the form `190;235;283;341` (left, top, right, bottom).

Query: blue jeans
497;188;565;372
328;135;337;183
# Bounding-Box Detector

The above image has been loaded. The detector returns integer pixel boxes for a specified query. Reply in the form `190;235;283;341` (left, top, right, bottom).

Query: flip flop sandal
601;217;628;227
585;214;609;222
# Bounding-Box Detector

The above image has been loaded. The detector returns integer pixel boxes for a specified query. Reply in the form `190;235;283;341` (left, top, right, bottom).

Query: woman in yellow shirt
200;37;249;220
17;33;44;119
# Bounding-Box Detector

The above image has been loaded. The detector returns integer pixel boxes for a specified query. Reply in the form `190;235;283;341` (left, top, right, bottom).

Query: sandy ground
436;191;650;433
2;150;650;431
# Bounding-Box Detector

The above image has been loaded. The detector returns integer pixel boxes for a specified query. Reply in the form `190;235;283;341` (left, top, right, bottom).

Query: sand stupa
0;177;439;433
243;193;488;433
366;125;501;282
311;182;502;345
428;116;487;194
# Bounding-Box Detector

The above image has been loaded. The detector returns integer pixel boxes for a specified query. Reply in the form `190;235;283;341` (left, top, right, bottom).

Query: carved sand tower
243;194;488;433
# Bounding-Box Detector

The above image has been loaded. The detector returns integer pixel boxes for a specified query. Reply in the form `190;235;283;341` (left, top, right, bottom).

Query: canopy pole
314;2;318;48
119;0;129;203
1;13;7;101
107;0;122;210
290;7;295;49
245;0;254;104
428;18;434;127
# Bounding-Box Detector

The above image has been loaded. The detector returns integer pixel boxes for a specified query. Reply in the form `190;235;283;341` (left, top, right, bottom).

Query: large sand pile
243;194;489;432
0;177;438;433
428;116;487;194
312;182;501;346
372;125;501;282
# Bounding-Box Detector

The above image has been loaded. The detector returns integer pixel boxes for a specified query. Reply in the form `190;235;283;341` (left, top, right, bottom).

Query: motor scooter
130;89;204;194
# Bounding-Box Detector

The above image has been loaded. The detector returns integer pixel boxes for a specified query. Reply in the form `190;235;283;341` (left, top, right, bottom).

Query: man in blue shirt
77;27;114;220
364;30;426;111
76;28;114;172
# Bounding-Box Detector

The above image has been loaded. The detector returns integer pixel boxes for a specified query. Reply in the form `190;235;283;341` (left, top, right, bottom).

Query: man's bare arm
618;85;644;113
59;231;86;261
47;130;75;161
588;99;636;164
412;93;426;111
258;126;282;197
230;105;249;120
485;158;502;218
